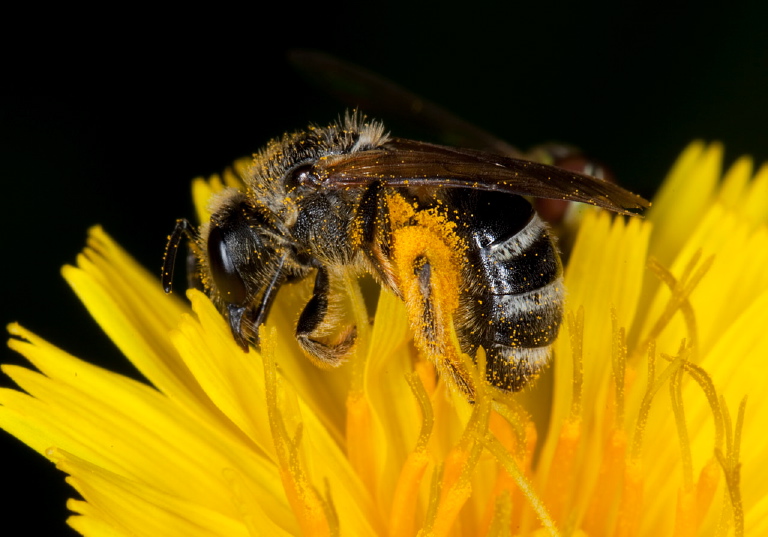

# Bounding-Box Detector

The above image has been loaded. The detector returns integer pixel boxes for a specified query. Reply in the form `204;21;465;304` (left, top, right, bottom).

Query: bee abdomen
485;278;564;346
479;213;561;295
462;277;564;392
485;345;554;392
458;212;564;391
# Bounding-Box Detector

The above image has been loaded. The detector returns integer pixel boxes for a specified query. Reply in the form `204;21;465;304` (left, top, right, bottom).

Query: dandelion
2;141;767;535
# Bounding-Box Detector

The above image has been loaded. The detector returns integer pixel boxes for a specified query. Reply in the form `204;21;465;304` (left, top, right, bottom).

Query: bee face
200;195;294;349
163;114;648;396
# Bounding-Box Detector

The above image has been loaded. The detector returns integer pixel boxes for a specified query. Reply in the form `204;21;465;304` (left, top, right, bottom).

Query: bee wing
316;138;650;215
289;49;520;156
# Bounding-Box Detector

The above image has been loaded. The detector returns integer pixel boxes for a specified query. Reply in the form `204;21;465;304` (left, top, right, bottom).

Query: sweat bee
162;111;648;397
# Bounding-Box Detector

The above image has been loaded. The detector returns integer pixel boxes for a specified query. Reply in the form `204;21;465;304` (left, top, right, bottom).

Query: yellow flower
2;141;766;536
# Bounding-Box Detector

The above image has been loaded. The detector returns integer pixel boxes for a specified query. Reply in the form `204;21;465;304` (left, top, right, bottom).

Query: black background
2;2;767;535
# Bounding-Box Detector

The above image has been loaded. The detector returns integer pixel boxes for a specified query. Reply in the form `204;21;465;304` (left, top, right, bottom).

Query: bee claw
226;303;250;352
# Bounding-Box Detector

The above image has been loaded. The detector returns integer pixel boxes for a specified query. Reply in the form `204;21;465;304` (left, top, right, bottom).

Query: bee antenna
162;218;198;293
251;251;290;331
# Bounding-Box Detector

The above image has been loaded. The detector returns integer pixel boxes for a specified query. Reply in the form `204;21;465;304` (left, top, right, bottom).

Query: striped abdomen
453;191;563;392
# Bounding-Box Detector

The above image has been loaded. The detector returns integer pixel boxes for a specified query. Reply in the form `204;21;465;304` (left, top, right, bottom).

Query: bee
162;112;648;397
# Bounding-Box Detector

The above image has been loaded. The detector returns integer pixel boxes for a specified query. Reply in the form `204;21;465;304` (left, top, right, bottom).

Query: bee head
202;193;295;350
163;185;306;352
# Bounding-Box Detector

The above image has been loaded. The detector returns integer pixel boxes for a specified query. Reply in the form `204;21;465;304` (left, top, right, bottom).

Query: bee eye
288;164;320;187
208;226;248;304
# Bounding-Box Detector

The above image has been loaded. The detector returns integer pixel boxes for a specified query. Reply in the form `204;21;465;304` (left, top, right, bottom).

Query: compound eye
207;226;248;305
287;164;320;187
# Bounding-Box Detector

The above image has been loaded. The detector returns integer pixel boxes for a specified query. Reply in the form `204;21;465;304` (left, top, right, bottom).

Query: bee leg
186;249;205;292
358;182;389;246
296;266;356;368
413;258;438;349
228;256;289;352
162;218;201;294
356;182;399;291
411;257;474;397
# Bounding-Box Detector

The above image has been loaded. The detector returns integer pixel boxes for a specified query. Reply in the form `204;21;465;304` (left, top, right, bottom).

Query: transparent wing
289;49;520;156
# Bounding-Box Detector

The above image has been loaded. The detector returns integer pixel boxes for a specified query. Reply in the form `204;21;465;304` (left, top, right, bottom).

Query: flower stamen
630;343;682;459
261;327;335;537
643;250;714;354
542;308;585;527
568;308;585;418
714;397;746;537
670;365;695;489
680;360;726;451
388;373;434;537
611;309;628;427
424;349;490;537
482;434;559;537
486;490;512;537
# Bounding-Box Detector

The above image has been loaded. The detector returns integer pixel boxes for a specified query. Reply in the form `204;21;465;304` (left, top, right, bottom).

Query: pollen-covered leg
405;255;474;397
296;266;356;368
355;181;400;291
392;207;474;396
413;258;439;350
